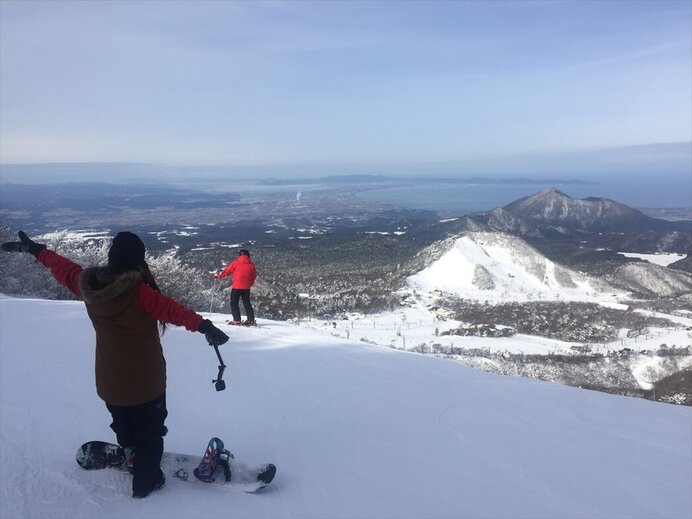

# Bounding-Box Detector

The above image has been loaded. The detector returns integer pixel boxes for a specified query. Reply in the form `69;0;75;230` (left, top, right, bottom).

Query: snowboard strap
123;447;135;474
193;437;233;483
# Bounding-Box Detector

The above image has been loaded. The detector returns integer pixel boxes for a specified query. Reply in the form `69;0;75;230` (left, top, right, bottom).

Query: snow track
1;295;691;518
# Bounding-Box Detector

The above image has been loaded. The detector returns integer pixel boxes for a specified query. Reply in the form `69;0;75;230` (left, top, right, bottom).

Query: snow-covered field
1;295;691;519
618;252;686;267
297;303;692;357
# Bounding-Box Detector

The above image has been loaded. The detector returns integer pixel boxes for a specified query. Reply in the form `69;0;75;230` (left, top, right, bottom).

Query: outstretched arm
139;283;204;331
139;284;229;345
0;231;85;296
37;250;83;298
215;261;235;280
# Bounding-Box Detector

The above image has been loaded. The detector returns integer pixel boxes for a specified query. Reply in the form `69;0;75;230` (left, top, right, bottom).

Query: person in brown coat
2;231;229;498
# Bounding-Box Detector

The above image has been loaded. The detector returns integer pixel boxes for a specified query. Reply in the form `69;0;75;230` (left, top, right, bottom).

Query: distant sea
356;175;692;214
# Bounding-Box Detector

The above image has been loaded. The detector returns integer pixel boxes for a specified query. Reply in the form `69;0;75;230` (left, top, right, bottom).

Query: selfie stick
212;343;227;392
206;339;227;392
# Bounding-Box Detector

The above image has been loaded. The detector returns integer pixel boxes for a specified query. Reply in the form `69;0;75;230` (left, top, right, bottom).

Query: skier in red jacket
216;249;257;326
2;231;228;498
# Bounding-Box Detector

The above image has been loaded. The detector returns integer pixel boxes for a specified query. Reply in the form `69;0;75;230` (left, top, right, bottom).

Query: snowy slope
618;252;687;267
611;262;692;297
1;295;691;519
407;232;616;303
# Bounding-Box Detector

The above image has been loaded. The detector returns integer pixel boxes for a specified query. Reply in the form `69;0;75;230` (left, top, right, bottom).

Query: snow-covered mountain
503;187;656;231
407;231;614;302
464;187;692;252
404;228;692;310
1;295;691;519
609;261;692;298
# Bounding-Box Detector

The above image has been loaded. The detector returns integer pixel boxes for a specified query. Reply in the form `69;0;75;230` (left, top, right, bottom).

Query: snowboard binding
193;437;233;483
77;441;128;471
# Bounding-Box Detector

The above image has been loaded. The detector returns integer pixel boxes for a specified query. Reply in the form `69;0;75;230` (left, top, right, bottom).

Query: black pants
230;289;254;322
106;392;168;494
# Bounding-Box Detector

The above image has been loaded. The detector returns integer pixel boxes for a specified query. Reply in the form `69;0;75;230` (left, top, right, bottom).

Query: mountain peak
503;187;652;231
538;186;570;197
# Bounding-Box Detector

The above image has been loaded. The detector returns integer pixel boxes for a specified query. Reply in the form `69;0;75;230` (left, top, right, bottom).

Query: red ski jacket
216;255;256;289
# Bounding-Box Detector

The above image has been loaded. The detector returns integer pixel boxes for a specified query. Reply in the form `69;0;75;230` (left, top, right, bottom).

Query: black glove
198;319;229;346
0;231;47;258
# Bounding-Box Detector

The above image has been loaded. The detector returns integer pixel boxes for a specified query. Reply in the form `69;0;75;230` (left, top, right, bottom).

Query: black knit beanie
108;232;146;269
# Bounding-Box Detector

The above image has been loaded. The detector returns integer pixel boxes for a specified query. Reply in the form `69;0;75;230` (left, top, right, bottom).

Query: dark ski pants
230;288;254;322
106;392;168;495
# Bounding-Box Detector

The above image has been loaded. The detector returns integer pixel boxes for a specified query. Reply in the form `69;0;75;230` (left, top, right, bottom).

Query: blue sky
0;0;690;178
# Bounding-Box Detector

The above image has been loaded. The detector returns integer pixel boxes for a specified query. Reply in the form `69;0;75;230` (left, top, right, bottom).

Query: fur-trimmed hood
78;267;142;306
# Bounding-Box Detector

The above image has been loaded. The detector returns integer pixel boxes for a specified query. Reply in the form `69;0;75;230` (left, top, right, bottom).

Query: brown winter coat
37;250;204;407
79;268;166;406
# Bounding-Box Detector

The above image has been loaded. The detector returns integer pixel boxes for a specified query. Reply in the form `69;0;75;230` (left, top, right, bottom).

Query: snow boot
227;320;242;326
132;470;166;498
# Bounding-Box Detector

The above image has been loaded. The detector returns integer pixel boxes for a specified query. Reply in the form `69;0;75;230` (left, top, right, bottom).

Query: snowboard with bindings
76;437;276;493
227;320;258;327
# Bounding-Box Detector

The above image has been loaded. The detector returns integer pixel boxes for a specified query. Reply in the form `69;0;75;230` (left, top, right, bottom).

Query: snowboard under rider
215;249;257;326
1;231;229;498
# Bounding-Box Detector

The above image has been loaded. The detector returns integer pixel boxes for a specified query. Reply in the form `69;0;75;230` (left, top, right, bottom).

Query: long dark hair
138;262;167;334
107;260;167;334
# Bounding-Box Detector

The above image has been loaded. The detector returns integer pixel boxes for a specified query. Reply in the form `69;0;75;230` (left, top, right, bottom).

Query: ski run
1;294;690;519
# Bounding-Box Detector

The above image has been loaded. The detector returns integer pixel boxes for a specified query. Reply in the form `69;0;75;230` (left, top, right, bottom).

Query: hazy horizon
1;140;690;184
1;141;690;209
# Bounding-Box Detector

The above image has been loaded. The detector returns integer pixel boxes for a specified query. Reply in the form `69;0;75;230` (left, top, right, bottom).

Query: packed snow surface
1;295;691;519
